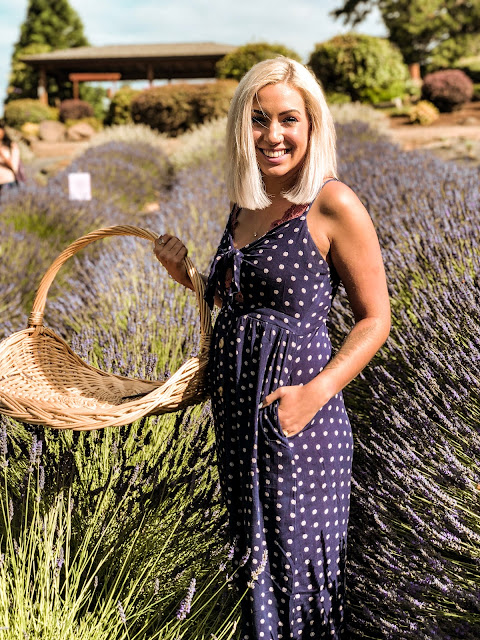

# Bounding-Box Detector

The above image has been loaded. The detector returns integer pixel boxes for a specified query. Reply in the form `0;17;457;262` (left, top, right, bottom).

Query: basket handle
27;225;212;352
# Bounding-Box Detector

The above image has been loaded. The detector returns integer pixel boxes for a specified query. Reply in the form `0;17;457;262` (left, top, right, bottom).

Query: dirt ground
386;101;480;167
25;101;480;177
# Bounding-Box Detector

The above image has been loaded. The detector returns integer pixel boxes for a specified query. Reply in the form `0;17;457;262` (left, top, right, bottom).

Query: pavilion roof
20;42;237;80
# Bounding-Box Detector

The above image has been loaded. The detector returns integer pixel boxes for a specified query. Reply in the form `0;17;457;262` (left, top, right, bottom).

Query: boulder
21;122;40;141
66;122;96;141
39;120;66;142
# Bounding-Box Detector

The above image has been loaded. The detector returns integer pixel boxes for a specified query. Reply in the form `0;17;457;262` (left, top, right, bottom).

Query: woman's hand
261;384;326;437
153;234;193;290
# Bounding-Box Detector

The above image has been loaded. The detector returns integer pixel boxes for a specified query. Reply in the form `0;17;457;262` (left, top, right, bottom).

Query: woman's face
251;82;310;188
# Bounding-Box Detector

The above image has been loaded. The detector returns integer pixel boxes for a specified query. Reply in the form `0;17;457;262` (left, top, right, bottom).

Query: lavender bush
1;118;479;638
331;122;480;638
63;141;173;212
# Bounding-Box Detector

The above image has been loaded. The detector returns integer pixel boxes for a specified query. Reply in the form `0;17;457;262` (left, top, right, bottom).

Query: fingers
259;387;284;409
153;234;187;261
153;234;192;289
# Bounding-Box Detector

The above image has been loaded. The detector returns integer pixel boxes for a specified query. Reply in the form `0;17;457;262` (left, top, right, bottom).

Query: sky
0;0;386;108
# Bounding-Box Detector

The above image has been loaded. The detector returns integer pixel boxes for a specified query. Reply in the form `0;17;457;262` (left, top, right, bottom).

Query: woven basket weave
0;225;212;431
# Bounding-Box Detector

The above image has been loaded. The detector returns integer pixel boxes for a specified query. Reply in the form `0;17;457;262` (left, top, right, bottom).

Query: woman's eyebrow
252;108;301;116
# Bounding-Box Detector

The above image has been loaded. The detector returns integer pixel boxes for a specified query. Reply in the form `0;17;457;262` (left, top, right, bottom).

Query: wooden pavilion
20;42;237;103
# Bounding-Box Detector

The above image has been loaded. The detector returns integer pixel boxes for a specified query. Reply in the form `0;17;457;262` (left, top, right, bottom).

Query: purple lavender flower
176;577;196;620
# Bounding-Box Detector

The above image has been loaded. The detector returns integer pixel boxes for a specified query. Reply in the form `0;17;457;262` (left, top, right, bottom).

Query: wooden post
38;66;48;105
147;63;154;87
408;63;421;82
68;73;121;99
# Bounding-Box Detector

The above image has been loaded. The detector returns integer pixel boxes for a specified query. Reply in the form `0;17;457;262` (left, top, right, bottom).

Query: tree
331;0;480;67
7;0;89;103
216;43;301;81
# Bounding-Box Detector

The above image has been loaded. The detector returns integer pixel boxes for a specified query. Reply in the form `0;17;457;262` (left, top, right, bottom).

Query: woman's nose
264;120;283;144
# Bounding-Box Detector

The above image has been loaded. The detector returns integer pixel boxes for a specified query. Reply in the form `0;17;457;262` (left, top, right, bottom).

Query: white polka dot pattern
206;196;352;639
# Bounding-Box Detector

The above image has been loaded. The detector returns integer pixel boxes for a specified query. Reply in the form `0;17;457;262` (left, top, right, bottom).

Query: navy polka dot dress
205;186;353;640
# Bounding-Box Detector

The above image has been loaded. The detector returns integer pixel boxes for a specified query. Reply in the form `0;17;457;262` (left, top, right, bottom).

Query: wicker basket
0;225;212;431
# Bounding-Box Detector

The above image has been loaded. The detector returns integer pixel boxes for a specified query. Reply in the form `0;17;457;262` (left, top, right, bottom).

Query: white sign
68;172;92;201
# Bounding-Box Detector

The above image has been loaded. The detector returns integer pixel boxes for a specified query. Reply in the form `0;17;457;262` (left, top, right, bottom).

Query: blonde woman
154;58;390;639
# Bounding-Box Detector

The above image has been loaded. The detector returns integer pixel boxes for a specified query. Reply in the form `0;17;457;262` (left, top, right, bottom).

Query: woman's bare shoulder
309;180;372;236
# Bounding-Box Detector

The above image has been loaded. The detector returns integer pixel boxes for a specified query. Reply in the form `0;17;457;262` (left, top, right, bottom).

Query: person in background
0;119;21;195
154;57;391;639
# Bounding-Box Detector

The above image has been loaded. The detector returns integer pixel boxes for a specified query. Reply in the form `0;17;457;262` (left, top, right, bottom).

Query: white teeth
262;149;288;158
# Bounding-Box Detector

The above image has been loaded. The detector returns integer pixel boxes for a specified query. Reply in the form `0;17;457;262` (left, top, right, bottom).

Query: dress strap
320;177;339;191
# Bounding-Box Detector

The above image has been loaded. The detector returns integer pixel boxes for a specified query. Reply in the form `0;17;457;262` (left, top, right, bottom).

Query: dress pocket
258;399;287;444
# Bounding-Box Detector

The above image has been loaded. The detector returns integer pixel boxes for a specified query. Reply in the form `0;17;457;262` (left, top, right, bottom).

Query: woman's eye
252;116;266;126
283;116;298;124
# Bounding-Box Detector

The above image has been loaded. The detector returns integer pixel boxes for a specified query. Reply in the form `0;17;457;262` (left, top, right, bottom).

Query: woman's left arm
264;182;391;434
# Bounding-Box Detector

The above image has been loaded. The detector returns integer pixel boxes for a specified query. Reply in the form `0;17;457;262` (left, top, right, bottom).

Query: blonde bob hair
225;57;337;210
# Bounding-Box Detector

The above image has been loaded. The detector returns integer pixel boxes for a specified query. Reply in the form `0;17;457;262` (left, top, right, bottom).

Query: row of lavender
333;123;480;639
1;119;479;638
0;137;240;638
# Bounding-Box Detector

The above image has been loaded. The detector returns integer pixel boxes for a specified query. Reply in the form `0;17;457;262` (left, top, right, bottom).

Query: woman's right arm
153;234;193;289
153;234;222;307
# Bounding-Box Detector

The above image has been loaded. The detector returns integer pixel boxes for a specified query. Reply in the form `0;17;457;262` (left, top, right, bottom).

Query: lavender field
0;118;479;639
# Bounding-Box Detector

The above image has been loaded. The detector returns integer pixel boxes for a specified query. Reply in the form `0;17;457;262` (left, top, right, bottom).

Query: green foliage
421;69;474;112
7;0;89;103
59;99;94;122
78;84;108;121
326;92;352;105
131;81;237;136
426;33;480;73
408;100;439;125
331;0;480;66
104;86;141;126
65;117;103;131
216;42;301;81
3;98;58;128
308;33;409;103
6;42;51;102
455;55;480;84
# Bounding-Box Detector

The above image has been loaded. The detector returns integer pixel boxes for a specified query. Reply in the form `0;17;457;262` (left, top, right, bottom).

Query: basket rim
0;225;212;430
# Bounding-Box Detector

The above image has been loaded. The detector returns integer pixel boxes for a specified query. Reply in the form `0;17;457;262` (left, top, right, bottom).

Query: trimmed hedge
421;69;474;112
59;99;95;122
408;100;439;125
130;80;237;136
308;33;409;104
216;42;301;81
104;86;140;126
3;99;58;128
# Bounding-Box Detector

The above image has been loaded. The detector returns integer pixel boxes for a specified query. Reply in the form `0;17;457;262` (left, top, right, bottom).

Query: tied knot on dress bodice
205;246;244;309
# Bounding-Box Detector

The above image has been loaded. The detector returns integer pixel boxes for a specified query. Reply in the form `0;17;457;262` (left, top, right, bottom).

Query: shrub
59;98;94;122
308;33;410;104
64;116;103;131
85;122;169;150
131;81;236;136
421;69;474;112
64;140;173;211
408;100;439;125
104;85;140;126
3;99;58;128
192;80;237;121
326;92;352;104
216;42;301;81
